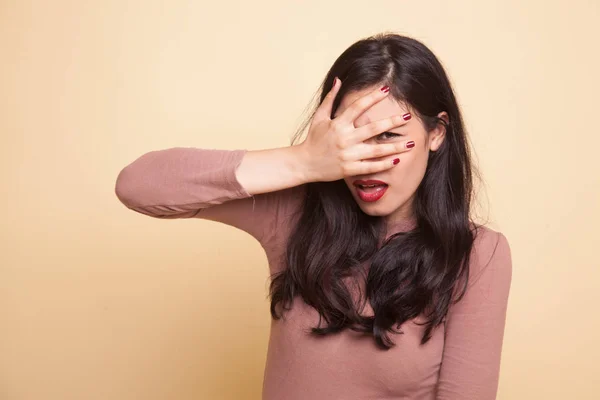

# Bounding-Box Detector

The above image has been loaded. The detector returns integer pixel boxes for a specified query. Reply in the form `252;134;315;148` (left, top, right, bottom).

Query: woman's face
333;86;447;225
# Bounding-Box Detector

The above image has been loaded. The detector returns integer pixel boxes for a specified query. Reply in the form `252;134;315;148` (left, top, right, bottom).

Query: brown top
115;147;513;400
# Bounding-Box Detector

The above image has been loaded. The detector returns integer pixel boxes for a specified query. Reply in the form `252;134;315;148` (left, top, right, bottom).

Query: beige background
1;0;599;399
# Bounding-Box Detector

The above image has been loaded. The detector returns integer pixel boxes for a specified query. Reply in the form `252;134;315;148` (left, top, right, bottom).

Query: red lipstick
352;180;389;203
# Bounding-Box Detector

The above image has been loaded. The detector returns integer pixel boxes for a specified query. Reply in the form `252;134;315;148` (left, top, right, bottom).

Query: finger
348;113;412;144
336;84;391;125
314;76;342;122
347;141;414;162
345;155;401;176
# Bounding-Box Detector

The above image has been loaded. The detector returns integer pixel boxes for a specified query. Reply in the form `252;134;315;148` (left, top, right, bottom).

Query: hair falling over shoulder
269;33;479;350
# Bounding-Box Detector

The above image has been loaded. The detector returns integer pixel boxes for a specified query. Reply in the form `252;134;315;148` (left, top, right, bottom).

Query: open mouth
353;180;389;202
356;183;388;192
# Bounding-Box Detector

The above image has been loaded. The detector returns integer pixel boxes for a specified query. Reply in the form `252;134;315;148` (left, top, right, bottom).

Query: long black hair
269;33;480;350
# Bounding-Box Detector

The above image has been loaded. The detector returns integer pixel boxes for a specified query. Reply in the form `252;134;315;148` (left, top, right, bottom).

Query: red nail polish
402;113;411;120
392;158;400;165
380;85;390;93
406;141;415;148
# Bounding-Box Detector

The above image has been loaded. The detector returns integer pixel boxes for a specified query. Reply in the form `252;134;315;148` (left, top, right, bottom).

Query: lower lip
355;185;388;202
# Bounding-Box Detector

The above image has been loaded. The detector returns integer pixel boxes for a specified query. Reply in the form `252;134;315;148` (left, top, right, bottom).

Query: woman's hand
299;78;414;183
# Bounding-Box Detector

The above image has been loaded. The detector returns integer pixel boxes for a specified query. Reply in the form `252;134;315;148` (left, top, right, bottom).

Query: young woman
115;33;512;400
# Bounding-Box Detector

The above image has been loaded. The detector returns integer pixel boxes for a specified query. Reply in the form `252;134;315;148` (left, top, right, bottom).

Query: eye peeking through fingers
376;132;402;140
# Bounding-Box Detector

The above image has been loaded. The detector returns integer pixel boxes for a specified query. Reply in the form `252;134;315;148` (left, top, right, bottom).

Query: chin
361;209;390;217
355;201;396;217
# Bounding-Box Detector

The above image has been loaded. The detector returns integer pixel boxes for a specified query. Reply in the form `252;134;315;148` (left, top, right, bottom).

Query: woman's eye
377;132;402;140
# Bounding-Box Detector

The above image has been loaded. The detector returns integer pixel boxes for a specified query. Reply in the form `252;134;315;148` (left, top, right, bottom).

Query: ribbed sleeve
115;147;305;246
114;147;251;217
435;230;513;400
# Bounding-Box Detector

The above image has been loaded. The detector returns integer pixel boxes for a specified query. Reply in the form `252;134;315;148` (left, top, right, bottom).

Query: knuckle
335;135;349;149
371;146;384;157
373;120;387;131
368;163;381;174
363;164;375;175
329;120;340;131
391;115;404;125
339;150;351;162
356;98;371;111
357;162;369;174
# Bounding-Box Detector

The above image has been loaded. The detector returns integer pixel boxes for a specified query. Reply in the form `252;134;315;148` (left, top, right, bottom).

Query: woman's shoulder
466;223;512;287
469;222;511;257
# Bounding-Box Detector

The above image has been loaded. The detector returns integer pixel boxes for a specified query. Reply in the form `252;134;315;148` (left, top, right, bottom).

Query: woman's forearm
235;144;313;195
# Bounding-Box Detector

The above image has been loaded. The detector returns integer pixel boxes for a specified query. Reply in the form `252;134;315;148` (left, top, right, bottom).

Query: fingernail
380;85;390;93
402;113;411;120
406;141;415;149
392;158;400;165
332;77;337;89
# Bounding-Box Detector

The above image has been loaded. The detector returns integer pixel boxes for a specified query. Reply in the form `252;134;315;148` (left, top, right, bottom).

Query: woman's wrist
235;144;314;195
287;143;317;185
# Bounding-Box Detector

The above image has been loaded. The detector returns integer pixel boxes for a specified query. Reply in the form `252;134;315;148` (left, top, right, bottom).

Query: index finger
336;85;391;125
314;76;342;122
